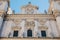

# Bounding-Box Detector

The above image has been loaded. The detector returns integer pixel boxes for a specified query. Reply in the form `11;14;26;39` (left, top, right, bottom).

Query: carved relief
39;19;47;25
25;21;35;27
12;26;22;30
38;26;48;30
25;21;35;30
13;19;22;26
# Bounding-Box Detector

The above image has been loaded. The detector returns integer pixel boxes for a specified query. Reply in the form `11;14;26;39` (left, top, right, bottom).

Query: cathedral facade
0;0;60;40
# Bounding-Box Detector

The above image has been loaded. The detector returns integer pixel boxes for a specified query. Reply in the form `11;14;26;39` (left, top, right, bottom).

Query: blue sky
10;0;49;13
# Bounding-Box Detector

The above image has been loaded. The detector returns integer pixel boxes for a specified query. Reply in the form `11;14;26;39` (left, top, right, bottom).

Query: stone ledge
0;37;60;39
0;37;60;40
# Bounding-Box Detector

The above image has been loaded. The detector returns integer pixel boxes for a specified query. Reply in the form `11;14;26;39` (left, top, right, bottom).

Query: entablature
6;14;55;20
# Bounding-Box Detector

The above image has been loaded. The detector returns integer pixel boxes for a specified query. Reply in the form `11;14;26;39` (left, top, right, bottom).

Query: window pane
41;31;46;37
13;31;18;37
27;29;32;37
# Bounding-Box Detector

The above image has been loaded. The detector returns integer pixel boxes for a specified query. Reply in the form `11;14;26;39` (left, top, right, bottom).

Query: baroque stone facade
0;0;60;40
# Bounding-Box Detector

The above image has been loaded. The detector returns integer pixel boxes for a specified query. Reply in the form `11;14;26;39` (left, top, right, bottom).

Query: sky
10;0;49;13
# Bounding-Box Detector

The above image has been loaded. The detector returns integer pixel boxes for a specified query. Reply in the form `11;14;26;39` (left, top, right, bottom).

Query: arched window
27;29;32;37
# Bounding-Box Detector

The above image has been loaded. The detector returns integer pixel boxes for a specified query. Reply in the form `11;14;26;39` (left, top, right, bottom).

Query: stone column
56;16;60;36
0;16;3;37
20;19;26;37
45;21;53;37
0;17;3;29
1;20;13;37
49;20;59;37
0;13;5;37
33;20;39;37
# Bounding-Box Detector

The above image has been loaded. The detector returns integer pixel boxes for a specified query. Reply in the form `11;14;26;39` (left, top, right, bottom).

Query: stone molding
6;14;55;21
38;26;48;31
12;26;22;31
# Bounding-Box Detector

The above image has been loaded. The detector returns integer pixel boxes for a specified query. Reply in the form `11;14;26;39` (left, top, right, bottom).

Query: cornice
5;14;55;21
